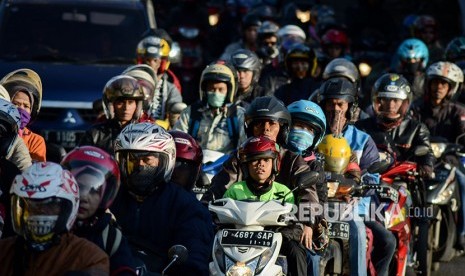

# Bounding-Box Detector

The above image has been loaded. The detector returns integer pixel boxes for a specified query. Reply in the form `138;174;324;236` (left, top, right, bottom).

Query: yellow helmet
136;36;171;73
317;134;351;174
199;63;238;105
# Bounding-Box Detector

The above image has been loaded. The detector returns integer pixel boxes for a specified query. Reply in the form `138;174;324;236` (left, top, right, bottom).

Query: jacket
79;118;126;155
355;116;435;167
110;182;214;276
148;74;183;121
74;212;137;276
173;102;246;153
5;135;32;172
202;147;320;205
224;180;295;203
0;233;109;276
234;84;267;109
20;127;46;162
0;158;21;238
411;99;465;145
274;78;321;106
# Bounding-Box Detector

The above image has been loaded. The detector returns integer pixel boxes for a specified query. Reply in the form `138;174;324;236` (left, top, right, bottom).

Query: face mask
287;129;315;154
17;107;31;130
207;91;227;108
127;166;162;196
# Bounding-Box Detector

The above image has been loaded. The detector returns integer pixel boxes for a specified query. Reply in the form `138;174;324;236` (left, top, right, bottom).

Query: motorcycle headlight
432;181;456;205
214;238;226;272
296;9;310;23
358;62;372;77
327;181;339;198
255;242;277;274
226;262;253;276
431;143;446;159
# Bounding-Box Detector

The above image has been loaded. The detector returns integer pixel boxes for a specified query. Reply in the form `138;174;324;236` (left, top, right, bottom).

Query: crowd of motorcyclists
2;0;465;275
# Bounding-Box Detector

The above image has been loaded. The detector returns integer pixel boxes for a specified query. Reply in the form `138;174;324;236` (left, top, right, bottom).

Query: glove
419;164;434;179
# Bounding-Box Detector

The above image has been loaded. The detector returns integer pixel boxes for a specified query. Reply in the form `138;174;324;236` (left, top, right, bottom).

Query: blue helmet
396;38;429;69
287;100;327;150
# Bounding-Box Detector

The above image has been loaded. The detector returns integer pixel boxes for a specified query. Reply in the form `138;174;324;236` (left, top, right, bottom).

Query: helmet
396;38;429;70
413;15;437;36
102;75;145;120
0;68;42;123
114;123;176;197
242;13;262;30
168;130;203;190
284;43;318;77
257;20;280;39
317;134;351;174
372;73;412;126
277;25;306;43
287;100;327;150
319;77;357;103
321;29;349;49
136;35;171;74
0;98;21;157
10;162;79;248
322;58;360;83
426;61;464;100
122;64;157;111
230;49;262;84
169;130;203;165
444;36;465;61
61;146;121;211
199;63;238;106
239;136;281;175
0;84;10;101
245;96;291;145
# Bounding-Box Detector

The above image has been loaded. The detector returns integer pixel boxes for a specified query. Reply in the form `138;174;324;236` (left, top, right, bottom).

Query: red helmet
61;146;120;210
169;130;203;190
239;136;281;174
321;29;349;49
169;130;203;165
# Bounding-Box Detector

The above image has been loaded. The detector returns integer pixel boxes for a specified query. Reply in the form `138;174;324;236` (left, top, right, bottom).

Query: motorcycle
378;146;433;276
208;174;317;275
320;180;353;275
134;244;188;276
427;138;462;270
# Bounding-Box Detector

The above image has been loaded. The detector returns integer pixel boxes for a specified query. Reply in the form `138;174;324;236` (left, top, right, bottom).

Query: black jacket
79;118;126;155
411;99;465;146
355;116;435;167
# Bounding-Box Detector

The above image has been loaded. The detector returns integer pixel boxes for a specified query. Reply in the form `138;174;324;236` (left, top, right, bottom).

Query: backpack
188;102;240;148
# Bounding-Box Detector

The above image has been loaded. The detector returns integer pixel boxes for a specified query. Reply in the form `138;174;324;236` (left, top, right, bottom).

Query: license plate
42;130;85;149
328;221;350;240
220;229;274;247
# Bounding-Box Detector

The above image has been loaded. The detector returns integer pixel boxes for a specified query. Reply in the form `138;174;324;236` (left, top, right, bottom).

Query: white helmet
0;84;10;101
426;61;464;99
0;98;21;157
114;123;176;197
10;162;79;248
277;25;306;42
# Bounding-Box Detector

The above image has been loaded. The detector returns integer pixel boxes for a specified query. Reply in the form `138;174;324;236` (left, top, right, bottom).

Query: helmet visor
71;166;106;199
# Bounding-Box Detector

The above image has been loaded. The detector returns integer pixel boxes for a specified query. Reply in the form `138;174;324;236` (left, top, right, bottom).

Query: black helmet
319;77;357;103
444;36;465;62
242;13;262;30
284;43;318;77
372;73;412;128
230;49;262;84
257;20;280;38
245;96;291;145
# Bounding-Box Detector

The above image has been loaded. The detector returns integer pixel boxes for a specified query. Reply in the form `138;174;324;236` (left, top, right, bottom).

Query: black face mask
403;61;422;74
127;166;163;196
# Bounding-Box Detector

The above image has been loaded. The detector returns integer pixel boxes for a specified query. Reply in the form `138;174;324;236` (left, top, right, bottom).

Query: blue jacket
110;182;214;276
343;124;380;216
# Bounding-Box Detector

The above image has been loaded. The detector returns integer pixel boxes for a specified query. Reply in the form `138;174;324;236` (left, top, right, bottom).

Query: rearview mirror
414;145;430;157
299;171;320;190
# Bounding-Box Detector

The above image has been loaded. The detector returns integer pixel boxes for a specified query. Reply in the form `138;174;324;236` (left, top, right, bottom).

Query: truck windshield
0;3;147;64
